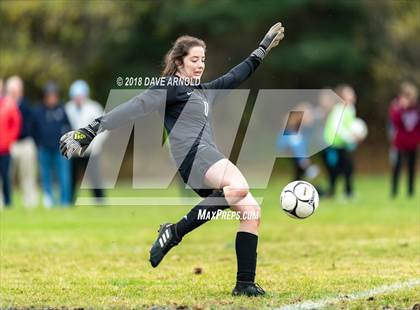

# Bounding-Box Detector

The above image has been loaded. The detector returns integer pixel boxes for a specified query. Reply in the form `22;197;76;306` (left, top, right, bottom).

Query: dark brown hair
162;35;206;76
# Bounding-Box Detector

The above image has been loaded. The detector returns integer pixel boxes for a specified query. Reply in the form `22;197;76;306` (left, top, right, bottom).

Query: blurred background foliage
0;0;419;131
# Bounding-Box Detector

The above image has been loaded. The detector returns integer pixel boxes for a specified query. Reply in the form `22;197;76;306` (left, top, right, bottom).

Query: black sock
173;190;229;239
236;231;258;283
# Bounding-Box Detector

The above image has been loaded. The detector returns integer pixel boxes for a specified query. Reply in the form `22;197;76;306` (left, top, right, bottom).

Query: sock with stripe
172;190;229;239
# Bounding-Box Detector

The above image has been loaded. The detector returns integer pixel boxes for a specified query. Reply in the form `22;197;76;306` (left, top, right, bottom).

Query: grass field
1;176;419;309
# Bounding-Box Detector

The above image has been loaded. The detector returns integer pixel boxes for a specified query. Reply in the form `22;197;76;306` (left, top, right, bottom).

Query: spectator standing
7;76;39;208
0;91;22;207
389;82;420;198
33;82;72;207
323;84;359;199
65;80;105;204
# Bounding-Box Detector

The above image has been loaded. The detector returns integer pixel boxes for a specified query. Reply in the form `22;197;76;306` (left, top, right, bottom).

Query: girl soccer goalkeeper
60;22;285;296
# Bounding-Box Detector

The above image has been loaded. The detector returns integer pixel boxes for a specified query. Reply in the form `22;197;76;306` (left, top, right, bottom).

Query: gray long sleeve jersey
100;55;262;161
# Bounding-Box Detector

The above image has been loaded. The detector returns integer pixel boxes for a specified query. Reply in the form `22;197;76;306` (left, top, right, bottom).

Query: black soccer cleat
149;223;181;268
232;281;266;297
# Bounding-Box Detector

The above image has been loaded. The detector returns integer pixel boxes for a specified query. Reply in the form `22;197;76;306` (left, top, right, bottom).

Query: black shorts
177;145;226;197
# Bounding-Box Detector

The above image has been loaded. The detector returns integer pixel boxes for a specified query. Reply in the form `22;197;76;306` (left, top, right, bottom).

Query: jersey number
203;100;209;117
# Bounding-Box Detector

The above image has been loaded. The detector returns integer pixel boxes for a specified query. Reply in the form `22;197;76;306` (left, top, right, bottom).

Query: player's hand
60;119;101;159
260;22;285;52
251;22;285;60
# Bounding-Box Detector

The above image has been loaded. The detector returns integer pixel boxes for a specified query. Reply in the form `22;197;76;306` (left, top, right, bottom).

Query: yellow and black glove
60;118;102;159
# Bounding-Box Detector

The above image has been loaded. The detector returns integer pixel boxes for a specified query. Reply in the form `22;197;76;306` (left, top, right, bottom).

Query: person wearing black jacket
59;23;285;296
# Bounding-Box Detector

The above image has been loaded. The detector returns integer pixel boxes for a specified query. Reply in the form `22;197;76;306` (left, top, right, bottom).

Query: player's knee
232;180;249;197
235;187;249;200
223;183;249;203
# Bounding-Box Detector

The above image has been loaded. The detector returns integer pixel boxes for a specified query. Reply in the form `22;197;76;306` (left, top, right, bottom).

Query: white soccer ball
280;181;319;219
350;118;368;141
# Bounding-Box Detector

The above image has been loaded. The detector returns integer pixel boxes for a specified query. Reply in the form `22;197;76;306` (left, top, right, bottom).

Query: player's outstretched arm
203;22;285;90
59;87;167;160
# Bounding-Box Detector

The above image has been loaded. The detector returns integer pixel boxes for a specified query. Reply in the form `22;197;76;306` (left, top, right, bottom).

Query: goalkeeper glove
60;118;102;159
251;22;285;60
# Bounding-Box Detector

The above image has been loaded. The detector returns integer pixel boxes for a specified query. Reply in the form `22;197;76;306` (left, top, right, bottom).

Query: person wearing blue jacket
33;82;72;207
